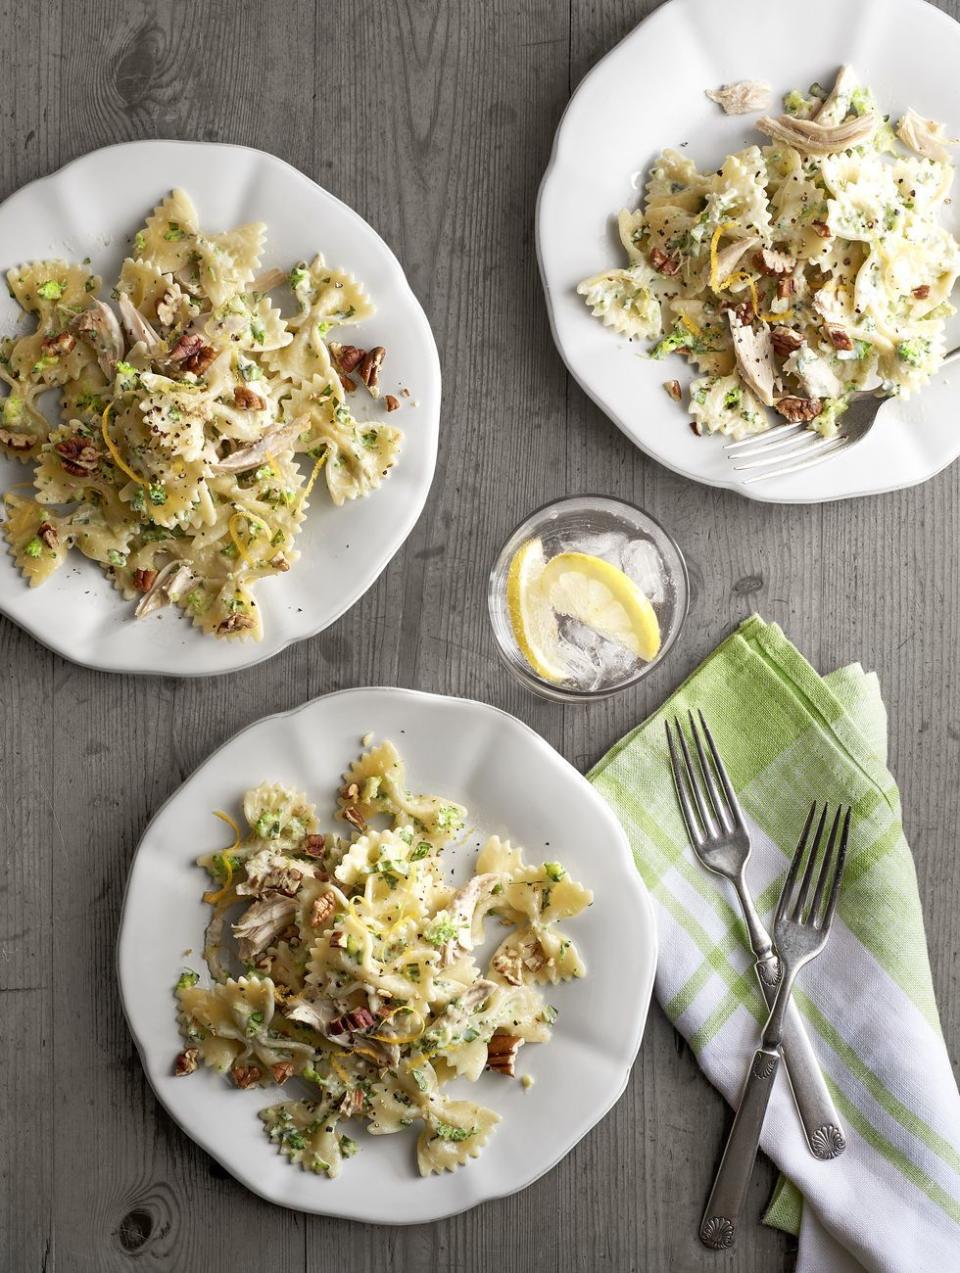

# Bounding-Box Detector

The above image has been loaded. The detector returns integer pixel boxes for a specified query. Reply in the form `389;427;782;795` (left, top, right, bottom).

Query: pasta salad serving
578;66;960;440
0;189;404;640
173;739;592;1179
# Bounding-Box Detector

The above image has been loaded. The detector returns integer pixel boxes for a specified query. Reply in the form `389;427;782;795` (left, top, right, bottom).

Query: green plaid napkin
589;615;960;1273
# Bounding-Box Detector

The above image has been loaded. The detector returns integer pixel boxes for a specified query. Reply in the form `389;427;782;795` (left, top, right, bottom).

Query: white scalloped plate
0;141;440;673
537;0;960;502
117;688;656;1223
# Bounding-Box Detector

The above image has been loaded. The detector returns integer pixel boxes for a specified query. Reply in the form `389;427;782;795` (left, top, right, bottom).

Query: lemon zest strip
101;404;147;488
202;810;242;904
709;221;741;292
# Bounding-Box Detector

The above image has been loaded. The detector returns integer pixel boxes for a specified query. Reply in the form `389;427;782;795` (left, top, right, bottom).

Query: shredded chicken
69;299;124;378
756;110;877;155
210;417;305;474
232;892;298;962
705;80;772;115
714;235;760;282
134;561;195;618
726;312;777;407
896;107;958;162
117;293;163;356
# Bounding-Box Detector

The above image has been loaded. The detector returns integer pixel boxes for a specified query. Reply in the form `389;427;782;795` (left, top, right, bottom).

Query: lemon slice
540;551;661;661
507;538;570;683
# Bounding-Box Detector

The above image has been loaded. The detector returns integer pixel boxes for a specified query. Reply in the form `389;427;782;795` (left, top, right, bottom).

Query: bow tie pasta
578;66;960;440
1;189;404;640
172;738;592;1179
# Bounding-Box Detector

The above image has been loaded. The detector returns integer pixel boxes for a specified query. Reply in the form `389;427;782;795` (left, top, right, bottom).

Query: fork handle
700;1047;780;1250
753;956;846;1159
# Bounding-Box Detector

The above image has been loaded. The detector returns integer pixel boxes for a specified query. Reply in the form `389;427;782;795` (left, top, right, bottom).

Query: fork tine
776;802;817;930
730;429;820;460
820;807;851;933
665;720;705;847
809;807;844;923
724;420;805;451
741;438;851;484
697;710;746;830
687;711;733;832
674;717;719;838
734;433;842;472
791;804;829;921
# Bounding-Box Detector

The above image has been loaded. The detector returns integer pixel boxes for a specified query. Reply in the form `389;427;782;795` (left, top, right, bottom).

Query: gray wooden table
1;2;958;1270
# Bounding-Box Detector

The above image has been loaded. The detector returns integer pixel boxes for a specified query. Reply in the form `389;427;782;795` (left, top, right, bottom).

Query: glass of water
488;494;689;702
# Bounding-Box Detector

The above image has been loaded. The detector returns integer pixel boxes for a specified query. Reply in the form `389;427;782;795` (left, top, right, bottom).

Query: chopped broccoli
339;1135;359;1158
163;222;186;241
176;969;200;990
133;231;147;255
23;536;43;559
288;263;309;291
107;549;127;568
433;1121;477;1143
410;841;432;861
3;395;24;426
148;483;167;506
650;320;693;360
544;862;567;882
424;913;460;947
37;279;65;300
896;338;931;367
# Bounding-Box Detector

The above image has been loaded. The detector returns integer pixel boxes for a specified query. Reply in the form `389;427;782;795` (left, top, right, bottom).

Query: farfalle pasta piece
2;494;69;584
416;1096;500;1176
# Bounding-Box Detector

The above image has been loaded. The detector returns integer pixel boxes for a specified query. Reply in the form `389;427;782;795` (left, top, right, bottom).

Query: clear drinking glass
488;495;689;702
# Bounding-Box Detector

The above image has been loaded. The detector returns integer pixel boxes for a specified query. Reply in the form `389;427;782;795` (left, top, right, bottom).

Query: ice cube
620;537;665;602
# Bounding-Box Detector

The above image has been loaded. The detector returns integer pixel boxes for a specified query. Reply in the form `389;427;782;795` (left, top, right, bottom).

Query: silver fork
666;712;845;1159
725;345;960;483
699;803;851;1250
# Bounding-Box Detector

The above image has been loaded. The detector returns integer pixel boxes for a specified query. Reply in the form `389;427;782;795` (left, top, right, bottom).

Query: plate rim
0;138;441;676
535;0;960;505
115;684;658;1223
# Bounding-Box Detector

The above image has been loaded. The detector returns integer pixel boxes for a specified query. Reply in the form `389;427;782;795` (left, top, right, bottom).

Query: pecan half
174;1047;200;1077
182;344;216;375
0;428;35;452
329;929;348;949
491;946;524;986
339;373;357;394
41;330;77;357
302;833;326;858
649;246;682;276
754;247;796;276
55;436;100;476
233;385;266;410
217;613;256;635
777;275;795;300
342;806;366;833
384;394;400;412
690;419;704;436
339;1089;365;1117
720;297;755;326
519;935;547;973
811;220;831;240
169;332;205;363
486;1034;521;1077
776;396;822;422
231;1064;263;1089
912;284;931;300
37;522;59;550
825;326;853;351
310;892;336;928
341;782;359;801
262;866;303;897
356;346;385;397
269;553;290;572
133;567;157;593
662;379;682;402
271;1062;295;1085
329;343;365;375
771;326;804;357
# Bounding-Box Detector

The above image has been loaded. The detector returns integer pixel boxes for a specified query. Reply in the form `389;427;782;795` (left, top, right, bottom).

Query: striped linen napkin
588;616;960;1273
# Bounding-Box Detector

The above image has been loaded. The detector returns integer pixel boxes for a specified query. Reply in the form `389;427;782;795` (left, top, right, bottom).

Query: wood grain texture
0;0;957;1270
